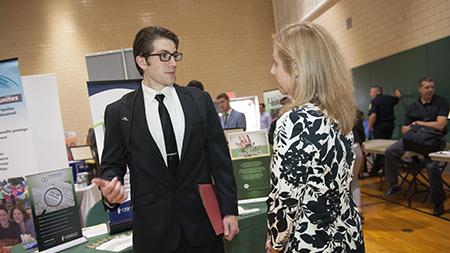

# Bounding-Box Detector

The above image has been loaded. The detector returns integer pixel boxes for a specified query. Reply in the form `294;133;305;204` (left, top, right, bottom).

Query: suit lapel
175;85;193;164
132;87;174;186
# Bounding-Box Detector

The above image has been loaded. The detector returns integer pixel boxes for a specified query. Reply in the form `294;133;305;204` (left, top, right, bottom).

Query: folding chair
398;155;430;207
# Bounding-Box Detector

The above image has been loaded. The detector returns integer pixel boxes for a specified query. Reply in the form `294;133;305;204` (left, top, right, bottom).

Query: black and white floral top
267;103;364;253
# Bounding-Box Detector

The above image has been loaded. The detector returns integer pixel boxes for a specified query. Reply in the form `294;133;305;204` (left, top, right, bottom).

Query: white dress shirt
142;83;185;166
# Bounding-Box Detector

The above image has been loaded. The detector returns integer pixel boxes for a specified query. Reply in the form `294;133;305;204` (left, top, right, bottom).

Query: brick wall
0;0;276;143
314;0;450;68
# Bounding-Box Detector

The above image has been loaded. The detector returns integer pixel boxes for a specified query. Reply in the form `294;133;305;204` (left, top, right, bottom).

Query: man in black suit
92;26;239;253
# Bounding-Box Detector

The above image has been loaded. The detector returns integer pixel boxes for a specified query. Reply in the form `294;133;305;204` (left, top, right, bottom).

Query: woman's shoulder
281;103;324;123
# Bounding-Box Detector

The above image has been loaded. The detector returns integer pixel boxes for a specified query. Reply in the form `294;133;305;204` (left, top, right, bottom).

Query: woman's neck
19;222;25;232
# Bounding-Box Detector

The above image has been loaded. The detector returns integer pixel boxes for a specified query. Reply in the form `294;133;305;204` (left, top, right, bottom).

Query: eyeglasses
148;52;183;62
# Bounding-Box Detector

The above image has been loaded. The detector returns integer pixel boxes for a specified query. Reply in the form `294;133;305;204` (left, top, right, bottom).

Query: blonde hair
273;22;355;134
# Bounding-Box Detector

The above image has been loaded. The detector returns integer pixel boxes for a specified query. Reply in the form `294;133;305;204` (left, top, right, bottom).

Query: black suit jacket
100;85;238;253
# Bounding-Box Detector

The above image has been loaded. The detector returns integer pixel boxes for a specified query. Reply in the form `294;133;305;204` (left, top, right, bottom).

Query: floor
360;174;450;252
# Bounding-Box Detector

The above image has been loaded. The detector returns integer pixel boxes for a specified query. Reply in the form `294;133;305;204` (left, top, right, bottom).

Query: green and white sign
232;156;271;202
228;130;271;202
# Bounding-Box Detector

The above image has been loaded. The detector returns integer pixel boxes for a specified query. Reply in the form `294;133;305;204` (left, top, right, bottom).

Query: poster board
27;168;86;252
227;130;271;202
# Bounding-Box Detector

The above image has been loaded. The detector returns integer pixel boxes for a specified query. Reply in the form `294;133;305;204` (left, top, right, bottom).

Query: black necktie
155;94;179;179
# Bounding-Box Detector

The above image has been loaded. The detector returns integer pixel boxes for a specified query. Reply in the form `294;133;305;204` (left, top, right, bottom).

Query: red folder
198;184;224;235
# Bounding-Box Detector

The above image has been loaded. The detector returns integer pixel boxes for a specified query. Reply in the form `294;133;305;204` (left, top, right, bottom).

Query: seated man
384;77;449;216
216;93;246;130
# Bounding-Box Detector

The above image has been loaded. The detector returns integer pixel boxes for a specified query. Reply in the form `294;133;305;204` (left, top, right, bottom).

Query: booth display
27;168;86;252
228;131;271;203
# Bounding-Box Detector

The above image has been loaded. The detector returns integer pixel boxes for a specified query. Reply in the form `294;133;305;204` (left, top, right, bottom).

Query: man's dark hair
216;93;230;101
418;77;434;86
133;26;179;75
371;85;383;94
187;80;204;91
259;103;265;108
280;96;291;105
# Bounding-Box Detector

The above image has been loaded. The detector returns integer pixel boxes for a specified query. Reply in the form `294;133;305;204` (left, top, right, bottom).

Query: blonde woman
266;23;364;253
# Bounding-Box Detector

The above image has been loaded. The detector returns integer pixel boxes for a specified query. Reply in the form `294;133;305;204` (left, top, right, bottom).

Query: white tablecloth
75;183;102;227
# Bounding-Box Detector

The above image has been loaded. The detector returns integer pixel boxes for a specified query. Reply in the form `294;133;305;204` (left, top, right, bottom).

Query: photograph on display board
227;130;270;160
0;177;36;249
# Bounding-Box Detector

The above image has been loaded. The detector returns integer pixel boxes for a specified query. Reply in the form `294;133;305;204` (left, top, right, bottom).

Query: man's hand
223;215;239;241
266;235;282;253
265;237;271;253
92;177;128;204
394;88;402;98
271;248;281;253
401;125;411;135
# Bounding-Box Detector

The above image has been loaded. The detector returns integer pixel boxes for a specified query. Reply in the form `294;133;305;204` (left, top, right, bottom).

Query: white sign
22;74;68;172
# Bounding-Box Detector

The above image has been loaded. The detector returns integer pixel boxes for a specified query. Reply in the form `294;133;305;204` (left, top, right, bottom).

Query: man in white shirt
92;26;239;253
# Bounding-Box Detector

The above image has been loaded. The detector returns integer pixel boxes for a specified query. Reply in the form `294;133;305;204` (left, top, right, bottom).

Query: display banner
0;58;37;178
263;89;283;119
87;79;139;233
0;177;37;250
228;130;271;202
27;168;86;252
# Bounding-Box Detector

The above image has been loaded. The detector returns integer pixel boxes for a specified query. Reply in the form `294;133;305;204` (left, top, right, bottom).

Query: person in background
268;96;292;145
266;22;364;253
187;80;204;91
352;109;366;214
259;103;272;130
216;93;246;130
92;26;239;253
0;206;21;244
384;77;449;216
9;205;35;241
368;85;401;175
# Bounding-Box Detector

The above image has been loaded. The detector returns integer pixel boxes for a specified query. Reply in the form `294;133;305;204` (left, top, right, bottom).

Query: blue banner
87;79;140;230
0;58;37;178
